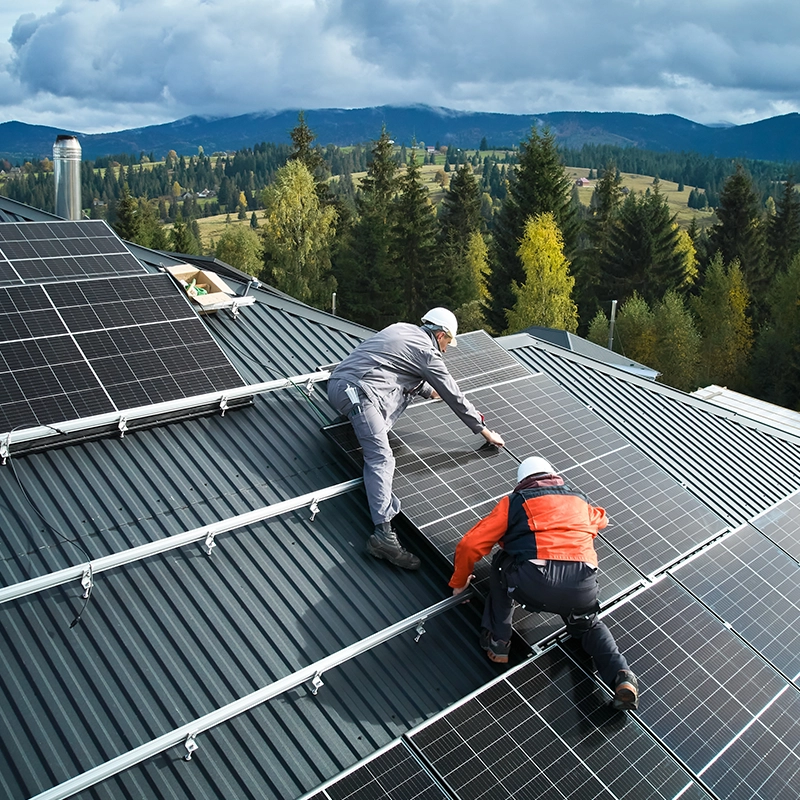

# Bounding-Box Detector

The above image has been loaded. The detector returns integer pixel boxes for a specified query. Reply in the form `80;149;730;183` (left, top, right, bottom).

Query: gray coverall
328;323;486;525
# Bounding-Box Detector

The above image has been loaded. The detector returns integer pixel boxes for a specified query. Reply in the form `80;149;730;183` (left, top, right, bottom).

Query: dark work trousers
483;549;629;686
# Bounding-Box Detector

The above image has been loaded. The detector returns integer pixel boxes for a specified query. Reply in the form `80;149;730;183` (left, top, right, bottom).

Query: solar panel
603;577;800;798
409;646;713;799
673;525;800;683
0;220;145;286
750;492;800;562
565;454;727;576
438;329;532;391
1;273;245;434
307;742;448;800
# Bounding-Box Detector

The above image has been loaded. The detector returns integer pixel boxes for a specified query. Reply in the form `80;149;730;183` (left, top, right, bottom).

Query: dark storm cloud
1;0;799;132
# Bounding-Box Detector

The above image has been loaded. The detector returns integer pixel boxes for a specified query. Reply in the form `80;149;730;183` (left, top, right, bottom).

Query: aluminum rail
0;478;362;605
2;370;331;455
28;590;473;800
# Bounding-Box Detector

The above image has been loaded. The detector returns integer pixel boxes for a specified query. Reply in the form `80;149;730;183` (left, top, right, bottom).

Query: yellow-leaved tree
260;160;337;310
505;212;578;334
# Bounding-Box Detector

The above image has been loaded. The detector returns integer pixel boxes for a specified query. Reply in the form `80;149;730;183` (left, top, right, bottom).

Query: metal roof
500;333;800;526
0;205;498;799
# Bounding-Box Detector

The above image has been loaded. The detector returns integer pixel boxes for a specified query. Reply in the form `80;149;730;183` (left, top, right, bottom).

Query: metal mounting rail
2;370;331;455
0;478;362;606
28;590;472;800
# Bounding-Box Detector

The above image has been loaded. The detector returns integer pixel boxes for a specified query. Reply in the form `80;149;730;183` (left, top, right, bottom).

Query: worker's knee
565;604;601;636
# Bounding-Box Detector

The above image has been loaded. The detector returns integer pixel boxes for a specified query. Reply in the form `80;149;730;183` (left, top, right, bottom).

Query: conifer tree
392;150;440;322
690;253;752;389
216;225;264;277
454;232;491;332
505;213;578;334
767;175;800;277
652;291;701;391
749;253;800;408
488;127;577;332
333;126;399;328
600;185;684;305
112;184;139;242
708;164;767;316
613;293;656;367
438;163;483;309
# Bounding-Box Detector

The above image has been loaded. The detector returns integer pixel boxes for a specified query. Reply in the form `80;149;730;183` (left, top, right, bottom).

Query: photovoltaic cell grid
604;578;800;799
409;647;712;800
1;273;245;433
306;742;448;800
750;491;800;562
0;220;145;286
439;329;532;391
673;525;800;684
565;452;728;576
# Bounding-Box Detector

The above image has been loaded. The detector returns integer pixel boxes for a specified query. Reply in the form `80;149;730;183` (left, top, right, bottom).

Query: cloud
1;0;799;132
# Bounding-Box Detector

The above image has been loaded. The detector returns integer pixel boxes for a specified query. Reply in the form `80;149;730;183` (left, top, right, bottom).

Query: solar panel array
0;221;246;438
0;220;144;286
324;330;800;799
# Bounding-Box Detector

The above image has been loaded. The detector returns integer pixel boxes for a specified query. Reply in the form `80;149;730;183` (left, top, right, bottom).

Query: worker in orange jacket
449;455;638;711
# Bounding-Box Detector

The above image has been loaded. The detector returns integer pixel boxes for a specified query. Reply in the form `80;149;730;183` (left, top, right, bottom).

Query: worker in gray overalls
328;308;505;569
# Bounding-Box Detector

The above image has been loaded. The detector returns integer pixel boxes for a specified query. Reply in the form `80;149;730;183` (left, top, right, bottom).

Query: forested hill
2;106;800;163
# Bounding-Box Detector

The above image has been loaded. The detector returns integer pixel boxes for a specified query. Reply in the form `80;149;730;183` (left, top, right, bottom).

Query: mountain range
2;105;800;163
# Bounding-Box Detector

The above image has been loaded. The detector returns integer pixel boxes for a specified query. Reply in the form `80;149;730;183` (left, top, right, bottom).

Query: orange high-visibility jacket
449;481;607;589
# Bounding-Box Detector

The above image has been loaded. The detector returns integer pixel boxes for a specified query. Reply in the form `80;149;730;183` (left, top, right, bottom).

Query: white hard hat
421;307;458;347
517;456;555;483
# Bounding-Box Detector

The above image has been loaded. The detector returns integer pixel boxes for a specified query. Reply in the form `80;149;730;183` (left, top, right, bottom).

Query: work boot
366;523;421;570
612;669;639;711
479;628;510;663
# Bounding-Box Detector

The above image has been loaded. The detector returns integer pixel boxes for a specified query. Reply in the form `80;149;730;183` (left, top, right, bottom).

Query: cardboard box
165;264;240;311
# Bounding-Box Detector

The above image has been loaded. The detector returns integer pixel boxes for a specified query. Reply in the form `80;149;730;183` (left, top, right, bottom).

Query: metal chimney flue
53;134;82;219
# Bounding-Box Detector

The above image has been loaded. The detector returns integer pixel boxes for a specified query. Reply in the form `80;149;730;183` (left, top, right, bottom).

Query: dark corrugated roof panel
0;288;498;800
504;338;800;526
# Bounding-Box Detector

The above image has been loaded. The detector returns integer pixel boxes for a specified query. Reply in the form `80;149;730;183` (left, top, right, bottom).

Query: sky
1;0;799;135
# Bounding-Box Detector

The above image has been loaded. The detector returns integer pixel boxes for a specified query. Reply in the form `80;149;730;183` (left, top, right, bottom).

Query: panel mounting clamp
309;498;320;521
80;565;93;599
414;622;426;643
311;671;324;695
0;434;9;466
219;395;229;417
117;416;128;438
183;733;199;761
204;530;217;556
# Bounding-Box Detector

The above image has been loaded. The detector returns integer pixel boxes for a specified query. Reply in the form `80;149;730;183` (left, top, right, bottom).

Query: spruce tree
438;164;483;309
488;127;577;332
767;175;800;277
600;184;684;305
392;150;441;322
708;165;767;317
652;291;701;391
333;126;400;328
112;184;139;242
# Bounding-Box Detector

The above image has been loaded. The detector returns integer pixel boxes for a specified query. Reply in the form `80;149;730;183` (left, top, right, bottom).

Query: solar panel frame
749;491;800;562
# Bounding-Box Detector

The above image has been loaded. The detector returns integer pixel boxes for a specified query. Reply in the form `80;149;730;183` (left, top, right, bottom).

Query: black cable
6;426;94;628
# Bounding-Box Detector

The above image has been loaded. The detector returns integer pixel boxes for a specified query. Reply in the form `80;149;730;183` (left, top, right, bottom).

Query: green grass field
187;161;714;250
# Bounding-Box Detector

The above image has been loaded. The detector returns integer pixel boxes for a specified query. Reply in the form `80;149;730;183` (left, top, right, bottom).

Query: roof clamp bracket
304;378;315;396
0;434;9;466
183;733;199;761
311;671;324;696
309;498;320;522
414;622;426;643
117;416;128;439
80;565;94;599
204;530;217;556
219;395;229;417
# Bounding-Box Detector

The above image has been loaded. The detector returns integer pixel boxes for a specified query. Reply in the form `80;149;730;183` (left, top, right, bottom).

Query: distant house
426;146;436;154
575;177;591;187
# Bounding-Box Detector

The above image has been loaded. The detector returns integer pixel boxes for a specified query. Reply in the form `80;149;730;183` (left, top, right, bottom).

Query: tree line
4;116;800;408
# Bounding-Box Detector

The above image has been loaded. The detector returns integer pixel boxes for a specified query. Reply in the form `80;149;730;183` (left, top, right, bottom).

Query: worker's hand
430;390;441;400
481;428;505;447
452;575;474;602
